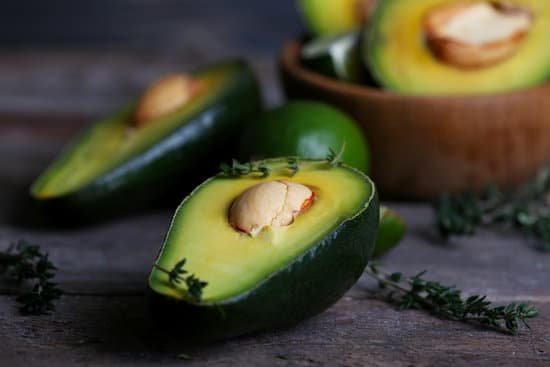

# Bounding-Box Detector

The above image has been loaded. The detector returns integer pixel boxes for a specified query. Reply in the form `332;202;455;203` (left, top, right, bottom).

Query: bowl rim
279;39;550;103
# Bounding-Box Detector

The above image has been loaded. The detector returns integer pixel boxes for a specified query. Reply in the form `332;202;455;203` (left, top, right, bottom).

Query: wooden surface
0;53;549;366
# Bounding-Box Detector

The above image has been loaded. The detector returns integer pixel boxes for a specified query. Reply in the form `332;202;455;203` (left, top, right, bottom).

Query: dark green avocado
238;101;370;174
30;60;261;219
149;158;379;339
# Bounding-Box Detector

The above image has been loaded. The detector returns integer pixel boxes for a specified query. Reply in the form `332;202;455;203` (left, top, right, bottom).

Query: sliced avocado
298;0;377;36
373;206;406;257
30;60;261;218
301;31;368;83
365;0;550;95
149;158;379;339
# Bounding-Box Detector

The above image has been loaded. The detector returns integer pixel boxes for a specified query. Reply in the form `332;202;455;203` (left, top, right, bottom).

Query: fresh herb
154;259;208;302
434;167;550;251
0;240;63;315
326;142;346;167
287;157;299;176
365;263;537;334
219;159;270;178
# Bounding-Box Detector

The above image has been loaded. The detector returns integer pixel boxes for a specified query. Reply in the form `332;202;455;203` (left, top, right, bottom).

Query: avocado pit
228;181;315;237
424;1;533;68
134;74;200;127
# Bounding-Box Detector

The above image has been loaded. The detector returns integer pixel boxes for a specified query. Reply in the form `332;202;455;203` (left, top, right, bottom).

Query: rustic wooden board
1;116;549;366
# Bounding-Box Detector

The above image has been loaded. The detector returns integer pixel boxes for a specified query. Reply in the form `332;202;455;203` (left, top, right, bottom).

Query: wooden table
0;51;549;366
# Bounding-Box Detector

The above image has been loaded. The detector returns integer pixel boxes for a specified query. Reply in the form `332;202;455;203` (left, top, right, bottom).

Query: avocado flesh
298;0;362;36
32;63;243;199
366;0;550;95
149;160;372;303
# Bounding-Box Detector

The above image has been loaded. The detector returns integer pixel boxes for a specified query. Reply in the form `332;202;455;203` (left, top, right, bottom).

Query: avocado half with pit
149;158;379;339
30;60;261;217
365;0;550;95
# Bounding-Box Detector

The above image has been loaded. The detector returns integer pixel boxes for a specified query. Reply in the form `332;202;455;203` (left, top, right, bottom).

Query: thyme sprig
0;240;63;315
287;157;299;176
365;263;537;334
435;167;550;251
154;259;208;302
326;142;346;167
219;159;270;178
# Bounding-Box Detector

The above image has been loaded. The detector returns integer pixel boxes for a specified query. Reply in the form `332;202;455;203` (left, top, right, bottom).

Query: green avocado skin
239;101;371;174
33;60;261;220
150;179;379;341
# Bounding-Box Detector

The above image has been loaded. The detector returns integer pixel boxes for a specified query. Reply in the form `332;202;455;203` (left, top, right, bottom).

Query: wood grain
1;119;549;366
280;40;550;199
0;50;281;115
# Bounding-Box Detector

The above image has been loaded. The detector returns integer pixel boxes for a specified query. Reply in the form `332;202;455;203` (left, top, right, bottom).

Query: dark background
0;0;301;114
0;0;300;50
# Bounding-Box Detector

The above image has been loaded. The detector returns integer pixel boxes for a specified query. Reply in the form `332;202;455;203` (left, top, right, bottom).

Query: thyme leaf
0;240;63;315
326;142;346;167
219;159;270;178
287;157;299;176
434;167;550;251
154;259;208;303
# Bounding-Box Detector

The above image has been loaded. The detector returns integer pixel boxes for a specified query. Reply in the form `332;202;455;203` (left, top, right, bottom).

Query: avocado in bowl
281;0;550;199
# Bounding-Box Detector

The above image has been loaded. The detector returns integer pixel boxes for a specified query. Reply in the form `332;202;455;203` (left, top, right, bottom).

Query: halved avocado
298;0;377;36
149;158;379;339
30;60;261;218
365;0;550;95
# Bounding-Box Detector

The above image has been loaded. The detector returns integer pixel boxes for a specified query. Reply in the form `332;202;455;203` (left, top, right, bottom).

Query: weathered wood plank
0;293;548;367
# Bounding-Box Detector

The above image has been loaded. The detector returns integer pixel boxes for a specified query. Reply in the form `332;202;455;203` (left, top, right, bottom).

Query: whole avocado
239;101;370;173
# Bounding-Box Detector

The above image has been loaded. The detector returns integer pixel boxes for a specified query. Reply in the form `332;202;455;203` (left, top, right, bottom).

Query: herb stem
154;260;207;303
364;264;537;334
152;263;170;274
364;267;409;294
435;167;550;251
365;267;442;318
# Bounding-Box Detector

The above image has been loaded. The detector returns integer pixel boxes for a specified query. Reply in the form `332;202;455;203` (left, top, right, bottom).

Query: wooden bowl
279;40;550;199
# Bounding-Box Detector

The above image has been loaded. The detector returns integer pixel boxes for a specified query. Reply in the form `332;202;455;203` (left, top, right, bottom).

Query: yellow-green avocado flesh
149;159;377;304
365;0;550;95
298;0;364;37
